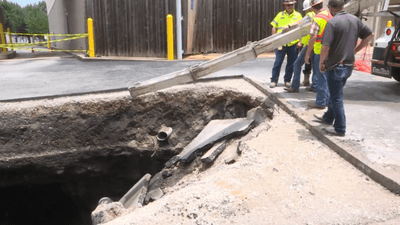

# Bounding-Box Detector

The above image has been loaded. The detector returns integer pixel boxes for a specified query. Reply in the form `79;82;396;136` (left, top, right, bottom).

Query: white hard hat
303;0;311;11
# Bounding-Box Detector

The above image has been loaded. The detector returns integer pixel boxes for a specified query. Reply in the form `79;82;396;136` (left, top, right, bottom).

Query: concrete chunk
91;202;127;225
145;188;164;202
224;142;242;164
201;141;228;163
119;173;151;209
165;155;180;168
179;118;254;163
247;106;269;126
145;172;164;204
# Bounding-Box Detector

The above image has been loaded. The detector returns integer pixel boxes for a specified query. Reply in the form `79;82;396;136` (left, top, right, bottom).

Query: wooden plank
128;22;312;97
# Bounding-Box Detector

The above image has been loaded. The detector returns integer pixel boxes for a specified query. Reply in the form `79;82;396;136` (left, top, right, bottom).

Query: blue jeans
310;53;317;90
271;45;299;83
292;46;308;90
322;65;353;133
314;54;329;107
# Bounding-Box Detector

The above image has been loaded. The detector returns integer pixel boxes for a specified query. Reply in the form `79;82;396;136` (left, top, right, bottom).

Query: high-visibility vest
313;10;332;54
301;11;316;46
271;10;303;47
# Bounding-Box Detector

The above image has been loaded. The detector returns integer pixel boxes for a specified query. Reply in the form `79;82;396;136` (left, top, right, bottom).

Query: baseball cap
328;0;345;7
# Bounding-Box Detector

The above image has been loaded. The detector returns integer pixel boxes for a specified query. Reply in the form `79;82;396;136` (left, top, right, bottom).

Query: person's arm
305;34;316;64
272;27;277;35
354;34;374;54
319;44;329;72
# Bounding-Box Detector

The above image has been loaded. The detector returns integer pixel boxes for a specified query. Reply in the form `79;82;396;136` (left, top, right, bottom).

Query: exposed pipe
157;127;173;142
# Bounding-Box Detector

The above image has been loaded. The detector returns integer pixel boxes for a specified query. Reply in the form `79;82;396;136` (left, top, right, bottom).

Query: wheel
390;57;400;82
391;66;400;82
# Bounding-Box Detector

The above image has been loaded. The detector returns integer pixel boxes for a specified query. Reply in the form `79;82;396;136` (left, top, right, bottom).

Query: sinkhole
0;83;272;225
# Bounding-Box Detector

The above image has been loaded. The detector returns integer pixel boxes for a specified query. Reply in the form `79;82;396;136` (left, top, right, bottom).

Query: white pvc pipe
176;0;183;60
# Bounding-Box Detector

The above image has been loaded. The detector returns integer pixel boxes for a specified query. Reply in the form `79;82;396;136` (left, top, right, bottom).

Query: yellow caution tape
7;47;87;52
5;32;88;37
0;35;87;48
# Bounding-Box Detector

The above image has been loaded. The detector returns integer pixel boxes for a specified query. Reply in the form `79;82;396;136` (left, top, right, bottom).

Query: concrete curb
68;52;208;62
0;51;17;60
0;75;244;103
243;76;400;194
0;88;129;103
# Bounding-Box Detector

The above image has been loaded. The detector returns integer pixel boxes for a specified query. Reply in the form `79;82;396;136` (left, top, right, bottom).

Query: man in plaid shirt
304;0;332;109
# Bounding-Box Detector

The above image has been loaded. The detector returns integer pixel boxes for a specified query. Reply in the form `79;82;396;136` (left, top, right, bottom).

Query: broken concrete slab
119;173;151;209
178;117;254;163
224;141;242;164
246;106;269;126
201;141;228;163
145;188;164;203
165;155;180;168
145;171;165;204
164;106;268;168
91;202;127;225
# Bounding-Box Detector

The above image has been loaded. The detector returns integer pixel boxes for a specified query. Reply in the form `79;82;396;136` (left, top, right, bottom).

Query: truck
369;0;400;82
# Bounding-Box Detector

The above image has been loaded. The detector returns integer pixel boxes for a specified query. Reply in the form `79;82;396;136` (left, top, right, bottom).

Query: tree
0;0;24;32
22;1;48;34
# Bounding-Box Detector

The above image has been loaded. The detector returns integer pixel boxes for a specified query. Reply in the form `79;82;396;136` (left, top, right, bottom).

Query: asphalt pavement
1;50;399;193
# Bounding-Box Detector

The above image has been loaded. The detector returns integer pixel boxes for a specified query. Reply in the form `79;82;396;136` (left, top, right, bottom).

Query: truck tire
391;66;400;82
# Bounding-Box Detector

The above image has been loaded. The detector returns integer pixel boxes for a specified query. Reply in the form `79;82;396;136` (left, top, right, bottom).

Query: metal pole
176;0;183;60
7;28;13;51
167;14;174;60
87;18;95;57
47;33;50;49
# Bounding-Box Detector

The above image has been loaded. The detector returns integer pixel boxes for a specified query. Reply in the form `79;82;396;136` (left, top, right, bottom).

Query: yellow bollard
87;18;95;57
7;28;13;51
0;23;7;54
167;14;174;60
47;33;50;49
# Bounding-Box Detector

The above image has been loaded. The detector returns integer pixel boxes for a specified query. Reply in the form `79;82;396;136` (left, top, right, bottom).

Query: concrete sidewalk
241;75;400;194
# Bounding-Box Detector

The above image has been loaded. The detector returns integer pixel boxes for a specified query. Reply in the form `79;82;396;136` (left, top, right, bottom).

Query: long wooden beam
128;0;383;98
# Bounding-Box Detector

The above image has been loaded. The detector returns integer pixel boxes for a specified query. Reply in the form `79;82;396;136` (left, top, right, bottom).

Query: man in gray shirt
314;0;373;136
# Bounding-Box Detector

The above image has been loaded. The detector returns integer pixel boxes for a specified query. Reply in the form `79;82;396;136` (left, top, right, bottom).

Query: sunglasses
285;4;294;7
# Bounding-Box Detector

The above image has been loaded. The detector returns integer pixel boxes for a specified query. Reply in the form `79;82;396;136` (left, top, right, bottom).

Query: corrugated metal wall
191;0;304;54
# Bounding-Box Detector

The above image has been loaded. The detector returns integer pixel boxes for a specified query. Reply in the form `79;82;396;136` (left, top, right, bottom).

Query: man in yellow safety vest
304;0;332;109
270;0;303;89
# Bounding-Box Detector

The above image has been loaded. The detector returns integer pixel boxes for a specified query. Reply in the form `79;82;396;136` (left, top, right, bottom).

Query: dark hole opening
0;153;170;225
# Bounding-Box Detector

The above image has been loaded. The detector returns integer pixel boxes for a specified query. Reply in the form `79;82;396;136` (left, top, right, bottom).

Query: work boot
305;87;316;92
322;128;345;137
301;72;311;86
284;87;299;93
313;114;332;125
270;82;277;88
284;82;291;88
307;102;326;109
